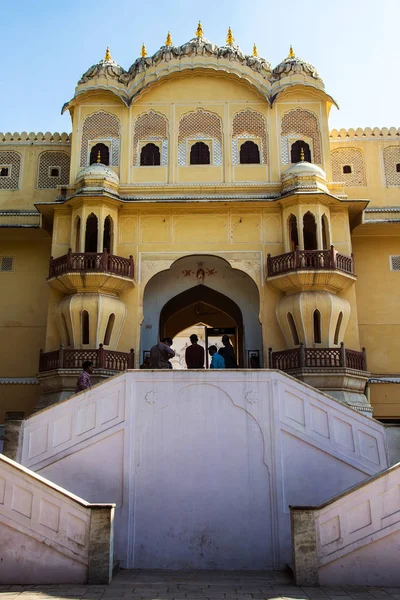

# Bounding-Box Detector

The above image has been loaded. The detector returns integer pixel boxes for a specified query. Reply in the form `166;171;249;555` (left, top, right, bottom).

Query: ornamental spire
288;45;295;59
104;46;111;61
165;31;172;47
300;146;305;162
196;21;203;38
226;27;234;46
252;43;258;57
97;150;101;163
141;43;147;58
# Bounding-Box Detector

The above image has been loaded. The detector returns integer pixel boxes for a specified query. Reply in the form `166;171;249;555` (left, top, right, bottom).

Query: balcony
39;344;135;373
268;343;370;413
47;249;135;295
266;246;356;293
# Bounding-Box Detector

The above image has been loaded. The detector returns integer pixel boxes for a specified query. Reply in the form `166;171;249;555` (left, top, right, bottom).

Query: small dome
281;160;328;195
76;163;120;186
284;161;327;180
272;46;322;84
78;47;126;85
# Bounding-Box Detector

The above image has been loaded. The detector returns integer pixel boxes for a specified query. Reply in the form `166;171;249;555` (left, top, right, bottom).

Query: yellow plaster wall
370;384;400;420
352;232;400;375
0;233;51;420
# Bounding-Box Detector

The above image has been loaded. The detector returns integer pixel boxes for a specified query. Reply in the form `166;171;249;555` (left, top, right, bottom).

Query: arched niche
85;213;98;253
141;254;262;367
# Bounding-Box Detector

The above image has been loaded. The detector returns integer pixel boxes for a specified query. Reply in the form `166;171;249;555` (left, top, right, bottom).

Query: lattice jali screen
37;152;71;189
390;255;400;271
232;109;268;165
383;147;400;186
281;109;322;164
133;111;168;166
80;111;120;167
331;148;366;186
178;110;223;166
0;151;21;189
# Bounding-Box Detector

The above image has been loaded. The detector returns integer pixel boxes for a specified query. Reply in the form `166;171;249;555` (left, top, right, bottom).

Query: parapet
0;132;71;144
330;127;400;139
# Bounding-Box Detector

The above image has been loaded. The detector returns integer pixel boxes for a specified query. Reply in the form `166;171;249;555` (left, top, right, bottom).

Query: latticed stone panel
178;109;223;166
383;146;400;186
281;108;322;164
331;148;366;186
80;111;120;167
37;151;71;189
133;111;168;166
232;109;268;164
0;151;21;189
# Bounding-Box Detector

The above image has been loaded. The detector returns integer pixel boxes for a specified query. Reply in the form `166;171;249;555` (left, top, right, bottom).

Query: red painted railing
268;343;367;371
267;246;354;277
39;344;135;372
48;249;134;279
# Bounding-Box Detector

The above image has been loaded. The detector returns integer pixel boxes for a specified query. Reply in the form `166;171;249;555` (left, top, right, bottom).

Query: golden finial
97;150;101;163
288;45;295;59
300;147;305;162
104;46;111;61
252;43;258;57
141;43;147;58
196;21;203;38
226;27;234;46
165;31;172;47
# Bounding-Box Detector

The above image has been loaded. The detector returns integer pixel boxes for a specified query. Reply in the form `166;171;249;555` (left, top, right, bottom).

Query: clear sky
0;0;398;133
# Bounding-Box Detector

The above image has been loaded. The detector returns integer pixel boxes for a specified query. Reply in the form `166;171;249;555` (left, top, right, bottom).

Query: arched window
104;313;115;346
303;212;317;250
343;165;352;174
288;214;299;251
313;310;321;344
74;216;81;252
85;213;98;253
334;312;343;345
287;312;300;346
397;163;400;173
239;141;260;164
291;140;311;163
61;314;70;346
103;216;113;253
82;311;90;345
90;143;110;166
321;214;329;250
190;142;210;165
140;143;161;166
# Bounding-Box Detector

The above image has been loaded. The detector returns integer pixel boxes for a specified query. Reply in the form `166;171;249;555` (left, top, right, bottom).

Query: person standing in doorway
76;360;93;392
185;334;205;368
218;334;237;368
150;337;175;369
209;346;225;369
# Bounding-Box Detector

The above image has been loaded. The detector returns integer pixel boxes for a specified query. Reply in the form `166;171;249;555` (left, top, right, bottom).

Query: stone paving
0;571;400;600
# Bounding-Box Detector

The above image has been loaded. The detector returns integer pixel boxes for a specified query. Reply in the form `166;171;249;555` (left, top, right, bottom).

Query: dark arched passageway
159;285;244;366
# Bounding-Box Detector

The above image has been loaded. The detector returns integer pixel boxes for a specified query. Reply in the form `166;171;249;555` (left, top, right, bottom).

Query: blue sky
0;0;398;133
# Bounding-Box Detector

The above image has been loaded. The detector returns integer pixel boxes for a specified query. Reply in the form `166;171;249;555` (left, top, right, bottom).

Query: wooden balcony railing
48;249;134;279
267;246;354;277
39;344;135;372
268;343;367;372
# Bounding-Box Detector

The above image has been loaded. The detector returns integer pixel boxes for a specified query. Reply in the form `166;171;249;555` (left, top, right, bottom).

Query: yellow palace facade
0;25;399;424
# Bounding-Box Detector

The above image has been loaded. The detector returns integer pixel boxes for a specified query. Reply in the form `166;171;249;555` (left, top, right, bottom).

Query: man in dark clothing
149;337;175;369
185;334;205;368
218;334;237;368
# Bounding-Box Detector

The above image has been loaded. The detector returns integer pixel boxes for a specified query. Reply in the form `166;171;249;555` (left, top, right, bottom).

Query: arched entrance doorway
160;285;244;367
141;254;262;367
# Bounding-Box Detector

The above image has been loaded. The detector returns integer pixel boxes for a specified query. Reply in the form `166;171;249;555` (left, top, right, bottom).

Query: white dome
281;161;328;195
76;163;119;186
283;161;327;180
